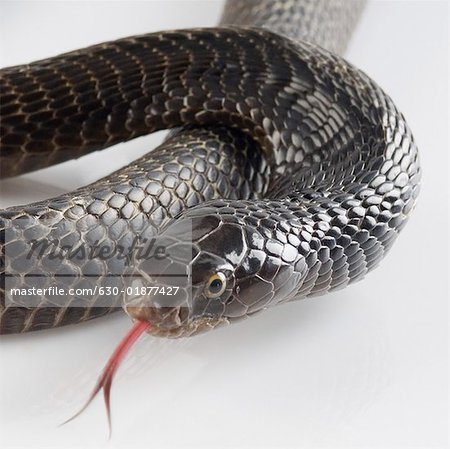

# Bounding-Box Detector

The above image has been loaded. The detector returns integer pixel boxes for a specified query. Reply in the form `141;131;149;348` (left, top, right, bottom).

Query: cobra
0;0;420;424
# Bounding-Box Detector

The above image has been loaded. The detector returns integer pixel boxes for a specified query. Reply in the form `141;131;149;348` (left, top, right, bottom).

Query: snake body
0;1;420;335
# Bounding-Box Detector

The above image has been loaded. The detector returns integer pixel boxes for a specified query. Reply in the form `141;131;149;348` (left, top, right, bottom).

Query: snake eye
204;272;227;298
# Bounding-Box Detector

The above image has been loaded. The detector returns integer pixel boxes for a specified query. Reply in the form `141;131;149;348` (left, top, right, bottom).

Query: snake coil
0;0;420;335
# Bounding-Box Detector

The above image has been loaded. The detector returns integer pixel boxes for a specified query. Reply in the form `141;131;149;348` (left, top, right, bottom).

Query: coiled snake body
0;0;420;336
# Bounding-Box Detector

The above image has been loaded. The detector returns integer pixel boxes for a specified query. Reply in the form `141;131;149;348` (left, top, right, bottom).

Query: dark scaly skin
122;33;421;337
0;26;306;333
125;54;421;336
0;126;269;333
0;0;366;178
0;26;420;334
0;1;368;332
1;28;301;178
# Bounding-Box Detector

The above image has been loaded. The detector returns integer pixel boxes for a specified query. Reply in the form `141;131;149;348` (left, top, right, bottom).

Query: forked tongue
62;320;150;435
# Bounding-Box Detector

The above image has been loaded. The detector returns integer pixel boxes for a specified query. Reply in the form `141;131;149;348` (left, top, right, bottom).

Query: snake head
123;201;308;337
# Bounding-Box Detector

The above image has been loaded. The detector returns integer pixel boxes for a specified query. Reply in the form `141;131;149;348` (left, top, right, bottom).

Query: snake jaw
125;304;228;338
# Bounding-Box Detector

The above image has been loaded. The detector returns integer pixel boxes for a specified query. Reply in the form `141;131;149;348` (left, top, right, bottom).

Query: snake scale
0;0;421;336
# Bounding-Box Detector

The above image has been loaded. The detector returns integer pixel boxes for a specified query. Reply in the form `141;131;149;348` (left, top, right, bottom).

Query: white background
0;1;448;448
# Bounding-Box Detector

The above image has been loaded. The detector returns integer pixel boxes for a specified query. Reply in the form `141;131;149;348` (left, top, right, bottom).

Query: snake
0;0;421;341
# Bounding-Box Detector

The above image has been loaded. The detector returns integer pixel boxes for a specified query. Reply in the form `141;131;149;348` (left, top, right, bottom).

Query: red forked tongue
62;320;150;434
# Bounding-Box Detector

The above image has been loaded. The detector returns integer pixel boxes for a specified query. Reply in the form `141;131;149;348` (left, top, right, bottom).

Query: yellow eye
205;272;227;298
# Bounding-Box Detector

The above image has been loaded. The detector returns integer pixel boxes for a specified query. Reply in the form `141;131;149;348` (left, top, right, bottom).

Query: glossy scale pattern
0;1;420;334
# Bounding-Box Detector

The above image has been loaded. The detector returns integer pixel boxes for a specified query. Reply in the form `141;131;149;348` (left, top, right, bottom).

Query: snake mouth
125;305;228;338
